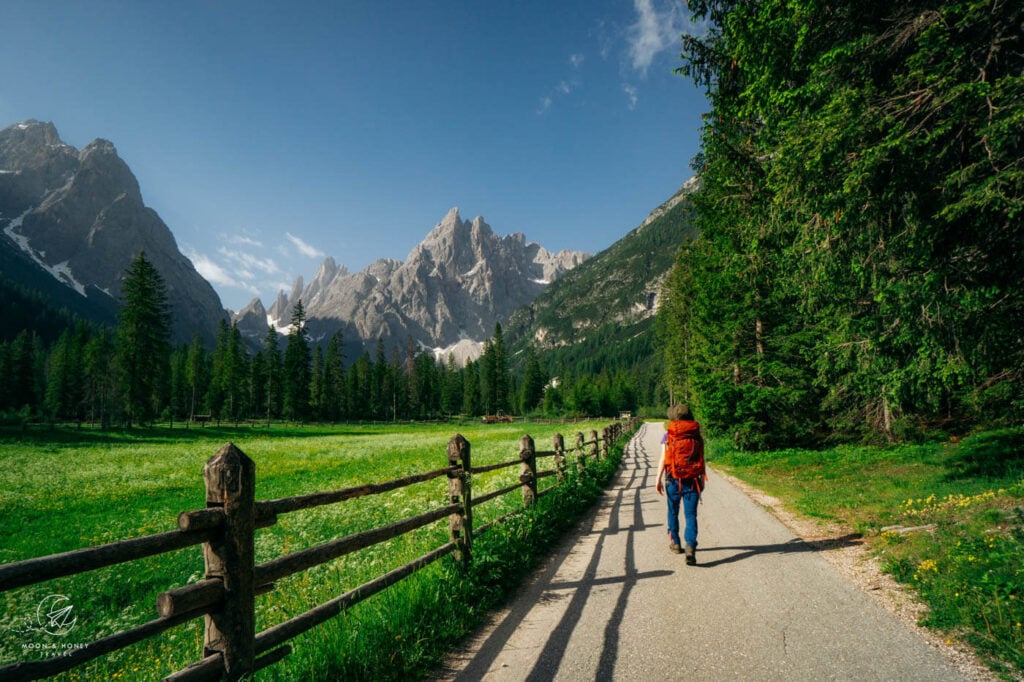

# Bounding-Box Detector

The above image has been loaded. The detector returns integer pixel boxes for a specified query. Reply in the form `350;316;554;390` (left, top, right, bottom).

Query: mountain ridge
504;177;698;400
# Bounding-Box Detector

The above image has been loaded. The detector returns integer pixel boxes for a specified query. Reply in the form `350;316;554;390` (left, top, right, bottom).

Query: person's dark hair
667;404;694;421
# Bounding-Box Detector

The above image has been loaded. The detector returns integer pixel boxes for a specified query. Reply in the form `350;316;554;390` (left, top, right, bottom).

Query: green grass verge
0;421;630;680
710;427;1024;679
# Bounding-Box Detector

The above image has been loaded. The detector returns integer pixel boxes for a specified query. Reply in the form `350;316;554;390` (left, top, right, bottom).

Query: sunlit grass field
0;420;616;680
710;427;1024;679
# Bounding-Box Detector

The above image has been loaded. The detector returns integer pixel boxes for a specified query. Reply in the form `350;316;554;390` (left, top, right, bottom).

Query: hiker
655;404;706;565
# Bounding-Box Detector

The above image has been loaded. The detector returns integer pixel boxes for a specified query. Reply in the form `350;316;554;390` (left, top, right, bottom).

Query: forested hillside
506;185;698;414
659;0;1024;447
0;239;117;345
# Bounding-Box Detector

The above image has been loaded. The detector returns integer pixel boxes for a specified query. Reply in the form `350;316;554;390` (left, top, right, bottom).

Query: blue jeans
666;477;700;548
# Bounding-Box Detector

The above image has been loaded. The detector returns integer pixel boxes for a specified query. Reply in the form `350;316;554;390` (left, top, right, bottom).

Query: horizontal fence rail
0;418;639;681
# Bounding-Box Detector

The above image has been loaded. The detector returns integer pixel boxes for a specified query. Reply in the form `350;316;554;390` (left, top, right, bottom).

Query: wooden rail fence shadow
0;419;640;681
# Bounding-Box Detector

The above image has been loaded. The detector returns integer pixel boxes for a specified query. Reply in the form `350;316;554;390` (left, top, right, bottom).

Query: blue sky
1;1;708;312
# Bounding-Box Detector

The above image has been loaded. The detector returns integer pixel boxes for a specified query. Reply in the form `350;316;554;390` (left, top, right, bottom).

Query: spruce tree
441;354;463;416
83;331;115;427
185;333;209;422
207;319;230;419
310;344;325;420
492;323;509;414
115;252;170;427
282;301;311;421
323;331;346;422
262;325;283;424
520;344;546;414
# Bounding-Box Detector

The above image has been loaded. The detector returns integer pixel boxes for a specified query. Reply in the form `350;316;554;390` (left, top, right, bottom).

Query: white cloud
286;232;326;259
186;248;238;288
220;247;281;276
557;80;572;95
623;83;639;110
537;96;553;115
226;234;263;248
570;53;585;68
627;0;690;75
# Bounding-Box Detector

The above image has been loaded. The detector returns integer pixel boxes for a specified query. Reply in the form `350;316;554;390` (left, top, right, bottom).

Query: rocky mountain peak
242;207;590;360
441;205;461;224
64;138;143;209
0;120;63;155
80;138;118;157
0;120;227;345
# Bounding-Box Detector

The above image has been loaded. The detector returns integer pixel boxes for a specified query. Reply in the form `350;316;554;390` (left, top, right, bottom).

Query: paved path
435;422;966;681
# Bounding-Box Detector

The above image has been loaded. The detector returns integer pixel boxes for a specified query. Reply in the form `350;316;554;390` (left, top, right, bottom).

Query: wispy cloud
226;234;263;248
623;83;639;110
186;248;242;288
537;54;584;115
627;0;693;75
219;247;281;279
286;232;326;259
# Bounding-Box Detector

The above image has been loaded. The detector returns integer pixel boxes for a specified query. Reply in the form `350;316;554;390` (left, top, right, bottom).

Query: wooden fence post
202;443;256;681
553;433;566;483
601;427;610;459
590;430;600;461
575;432;586;472
520;435;537;507
447;434;472;566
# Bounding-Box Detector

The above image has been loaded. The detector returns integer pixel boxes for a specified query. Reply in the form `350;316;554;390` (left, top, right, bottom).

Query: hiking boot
684;545;697;565
669;542;682;554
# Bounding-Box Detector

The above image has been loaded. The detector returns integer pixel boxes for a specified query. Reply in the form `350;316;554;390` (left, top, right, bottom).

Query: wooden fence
0;419;639;681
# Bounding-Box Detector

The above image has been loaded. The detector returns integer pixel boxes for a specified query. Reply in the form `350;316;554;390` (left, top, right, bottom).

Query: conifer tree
222;323;247;422
349;352;372;420
310;344;325;420
185;332;209;423
207;319;230;419
168;344;189;424
462;358;481;416
262;325;283;424
283;301;311;421
441;354;463;416
520;344;546;414
45;328;84;421
115;252;170;427
83;331;114;427
323;331;346;421
492;323;509;414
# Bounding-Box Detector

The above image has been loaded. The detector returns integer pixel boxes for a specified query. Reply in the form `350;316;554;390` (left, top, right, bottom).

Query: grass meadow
0;420;621;680
711;427;1024;679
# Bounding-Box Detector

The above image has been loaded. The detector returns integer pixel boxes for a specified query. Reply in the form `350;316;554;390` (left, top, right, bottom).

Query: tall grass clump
711;426;1024;679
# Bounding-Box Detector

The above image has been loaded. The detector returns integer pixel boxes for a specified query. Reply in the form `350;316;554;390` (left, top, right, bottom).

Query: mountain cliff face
236;208;588;359
0;120;227;345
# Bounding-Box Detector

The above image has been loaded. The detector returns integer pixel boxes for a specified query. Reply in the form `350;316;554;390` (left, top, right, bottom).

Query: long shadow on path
442;425;660;681
696;534;864;568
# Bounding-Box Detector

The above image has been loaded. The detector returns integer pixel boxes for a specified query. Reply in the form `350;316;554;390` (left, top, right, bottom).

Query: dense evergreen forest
0;252;637;427
658;0;1023;447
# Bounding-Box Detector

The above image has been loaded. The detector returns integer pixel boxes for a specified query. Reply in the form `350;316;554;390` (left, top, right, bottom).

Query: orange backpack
665;420;706;491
